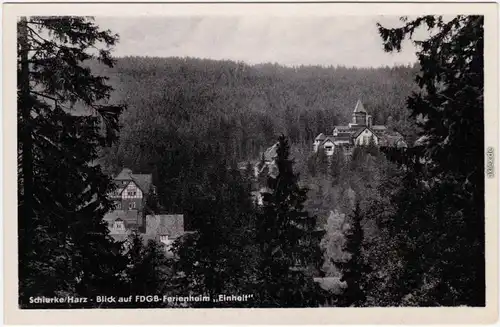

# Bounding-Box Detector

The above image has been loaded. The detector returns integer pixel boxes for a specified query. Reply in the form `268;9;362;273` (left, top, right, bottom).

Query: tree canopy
18;16;126;307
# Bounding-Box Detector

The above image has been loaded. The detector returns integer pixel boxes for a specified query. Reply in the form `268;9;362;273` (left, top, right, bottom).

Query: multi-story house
313;99;407;156
104;168;156;234
103;168;187;254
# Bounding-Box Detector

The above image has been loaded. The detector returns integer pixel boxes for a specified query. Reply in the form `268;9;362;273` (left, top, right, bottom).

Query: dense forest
96;56;419;161
87;56;419;226
92;57;419;153
17;15;485;310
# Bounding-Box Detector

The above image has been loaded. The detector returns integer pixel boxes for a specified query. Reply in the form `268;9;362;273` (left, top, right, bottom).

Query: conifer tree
257;163;270;187
124;232;172;308
256;135;324;307
366;136;379;157
171;150;259;308
320;210;348;281
245;161;254;181
377;15;485;305
17;16;126;306
329;149;346;181
335;201;371;307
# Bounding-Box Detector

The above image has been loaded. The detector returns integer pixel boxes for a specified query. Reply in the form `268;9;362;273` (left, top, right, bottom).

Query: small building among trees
313;99;407;156
104;168;186;251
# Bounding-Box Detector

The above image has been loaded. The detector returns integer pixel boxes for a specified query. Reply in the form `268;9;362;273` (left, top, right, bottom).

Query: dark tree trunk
18;16;34;265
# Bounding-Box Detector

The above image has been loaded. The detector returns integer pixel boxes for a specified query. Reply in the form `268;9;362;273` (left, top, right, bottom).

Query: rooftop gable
114;168;153;194
321;136;336;145
130;174;153;194
352;126;377;139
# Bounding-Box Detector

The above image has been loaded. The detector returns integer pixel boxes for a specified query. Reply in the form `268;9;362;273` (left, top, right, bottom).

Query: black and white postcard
3;1;499;325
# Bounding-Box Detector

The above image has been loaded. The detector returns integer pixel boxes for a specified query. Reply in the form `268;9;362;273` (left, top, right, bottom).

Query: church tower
352;99;367;126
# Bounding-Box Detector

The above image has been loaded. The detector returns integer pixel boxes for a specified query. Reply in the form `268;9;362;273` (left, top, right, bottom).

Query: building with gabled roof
113;168;154;196
144;214;185;257
105;168;157;235
313;99;407;156
103;169;188;257
145;214;185;239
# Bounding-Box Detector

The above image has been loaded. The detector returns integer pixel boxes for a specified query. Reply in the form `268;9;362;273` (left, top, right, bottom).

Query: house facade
111;168;155;211
103;168;187;256
314;99;407;156
104;168;157;234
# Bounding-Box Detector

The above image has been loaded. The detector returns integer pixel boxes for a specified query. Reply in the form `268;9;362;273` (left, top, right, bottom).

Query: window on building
116;203;121;210
114;220;125;230
325;146;333;152
128;191;136;197
159;235;169;243
363;136;369;144
129;202;136;209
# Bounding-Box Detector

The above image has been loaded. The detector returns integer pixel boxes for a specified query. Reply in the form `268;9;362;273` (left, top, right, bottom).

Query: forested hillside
18;15;485;310
89;57;418;224
91;57;419;157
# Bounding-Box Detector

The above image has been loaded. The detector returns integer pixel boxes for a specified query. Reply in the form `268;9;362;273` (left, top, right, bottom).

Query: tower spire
353;99;367;113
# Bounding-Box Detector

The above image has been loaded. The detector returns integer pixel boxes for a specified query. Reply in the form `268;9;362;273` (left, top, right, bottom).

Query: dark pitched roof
131;174;153;194
315;133;326;141
145;214;185;239
353;99;367;113
114;168;153;194
115;168;133;180
321;136;336;145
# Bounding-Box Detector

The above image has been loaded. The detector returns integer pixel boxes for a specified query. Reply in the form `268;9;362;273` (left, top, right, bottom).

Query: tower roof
353;100;367;114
